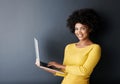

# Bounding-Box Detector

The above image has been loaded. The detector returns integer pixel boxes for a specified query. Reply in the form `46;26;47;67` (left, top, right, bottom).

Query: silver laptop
34;37;64;74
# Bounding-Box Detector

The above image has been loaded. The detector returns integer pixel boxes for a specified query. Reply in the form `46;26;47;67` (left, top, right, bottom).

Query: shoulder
92;44;101;48
65;43;75;49
66;43;75;47
91;44;101;52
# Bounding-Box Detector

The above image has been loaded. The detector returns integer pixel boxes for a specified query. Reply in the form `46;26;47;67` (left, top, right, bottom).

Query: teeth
78;35;82;37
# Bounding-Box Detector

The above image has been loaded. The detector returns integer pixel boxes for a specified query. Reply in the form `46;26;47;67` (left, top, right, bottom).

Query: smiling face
74;23;92;41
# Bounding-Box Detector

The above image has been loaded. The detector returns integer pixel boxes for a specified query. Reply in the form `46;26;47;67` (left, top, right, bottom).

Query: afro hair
67;8;100;33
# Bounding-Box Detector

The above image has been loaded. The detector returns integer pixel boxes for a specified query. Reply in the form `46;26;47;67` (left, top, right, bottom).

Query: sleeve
54;45;69;77
65;45;101;76
54;70;67;77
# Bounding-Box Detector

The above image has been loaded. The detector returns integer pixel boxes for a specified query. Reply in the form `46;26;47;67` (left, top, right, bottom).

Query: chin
78;38;86;41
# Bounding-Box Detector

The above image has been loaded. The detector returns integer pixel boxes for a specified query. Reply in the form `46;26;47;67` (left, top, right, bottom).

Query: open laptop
34;37;64;74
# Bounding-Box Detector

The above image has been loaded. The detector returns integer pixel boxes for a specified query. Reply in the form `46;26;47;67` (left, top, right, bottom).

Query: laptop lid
34;37;40;65
34;37;64;74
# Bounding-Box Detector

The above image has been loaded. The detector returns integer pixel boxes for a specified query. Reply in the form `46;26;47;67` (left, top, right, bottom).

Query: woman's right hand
35;59;40;67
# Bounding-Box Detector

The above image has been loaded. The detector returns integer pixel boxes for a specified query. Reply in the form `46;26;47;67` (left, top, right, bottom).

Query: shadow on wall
90;12;117;84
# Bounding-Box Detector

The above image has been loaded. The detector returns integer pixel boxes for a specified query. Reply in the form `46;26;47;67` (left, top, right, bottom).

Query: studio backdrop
0;0;120;84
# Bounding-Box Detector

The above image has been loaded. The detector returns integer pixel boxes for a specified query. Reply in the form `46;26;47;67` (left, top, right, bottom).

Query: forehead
75;23;88;28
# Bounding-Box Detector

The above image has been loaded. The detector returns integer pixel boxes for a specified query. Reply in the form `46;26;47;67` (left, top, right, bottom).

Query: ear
89;28;93;33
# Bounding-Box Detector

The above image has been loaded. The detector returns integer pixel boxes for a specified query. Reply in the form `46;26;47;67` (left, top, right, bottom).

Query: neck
77;39;93;46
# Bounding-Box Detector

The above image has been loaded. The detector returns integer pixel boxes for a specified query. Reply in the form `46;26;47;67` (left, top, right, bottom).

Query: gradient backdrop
0;0;120;84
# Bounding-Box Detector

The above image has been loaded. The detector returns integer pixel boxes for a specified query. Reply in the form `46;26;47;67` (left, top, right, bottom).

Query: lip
77;34;82;37
77;35;83;39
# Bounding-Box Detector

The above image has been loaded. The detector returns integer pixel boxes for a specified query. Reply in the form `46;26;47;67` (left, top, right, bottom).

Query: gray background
0;0;120;84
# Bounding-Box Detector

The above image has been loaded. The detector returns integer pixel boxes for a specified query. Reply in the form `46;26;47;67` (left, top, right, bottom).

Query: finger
35;61;40;67
47;63;53;67
48;62;54;66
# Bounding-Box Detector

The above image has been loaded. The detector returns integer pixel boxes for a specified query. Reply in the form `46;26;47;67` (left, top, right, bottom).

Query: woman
35;8;101;84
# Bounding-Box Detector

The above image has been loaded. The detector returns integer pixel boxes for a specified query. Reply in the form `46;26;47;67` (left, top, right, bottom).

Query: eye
81;27;86;30
81;26;88;31
75;27;78;30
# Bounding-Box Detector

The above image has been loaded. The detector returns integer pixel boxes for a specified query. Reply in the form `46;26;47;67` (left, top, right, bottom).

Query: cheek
81;30;86;34
74;31;78;34
82;30;89;36
83;29;89;33
74;32;77;36
85;31;90;37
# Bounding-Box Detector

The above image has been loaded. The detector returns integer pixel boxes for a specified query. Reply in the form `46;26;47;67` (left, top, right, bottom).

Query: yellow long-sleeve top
55;43;101;84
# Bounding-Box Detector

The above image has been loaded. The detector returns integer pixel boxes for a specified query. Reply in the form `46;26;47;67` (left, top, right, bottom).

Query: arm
35;59;57;74
48;61;66;77
65;45;101;76
35;57;66;76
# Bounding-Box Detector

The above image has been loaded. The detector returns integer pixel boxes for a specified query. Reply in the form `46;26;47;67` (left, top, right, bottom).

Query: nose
77;29;82;34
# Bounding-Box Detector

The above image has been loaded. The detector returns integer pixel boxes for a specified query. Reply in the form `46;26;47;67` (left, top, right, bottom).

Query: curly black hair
67;8;100;33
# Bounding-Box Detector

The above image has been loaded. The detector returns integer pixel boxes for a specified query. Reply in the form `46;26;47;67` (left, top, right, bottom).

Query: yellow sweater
55;43;101;84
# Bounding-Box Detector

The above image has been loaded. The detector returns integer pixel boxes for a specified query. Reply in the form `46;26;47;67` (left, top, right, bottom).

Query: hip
61;74;89;84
